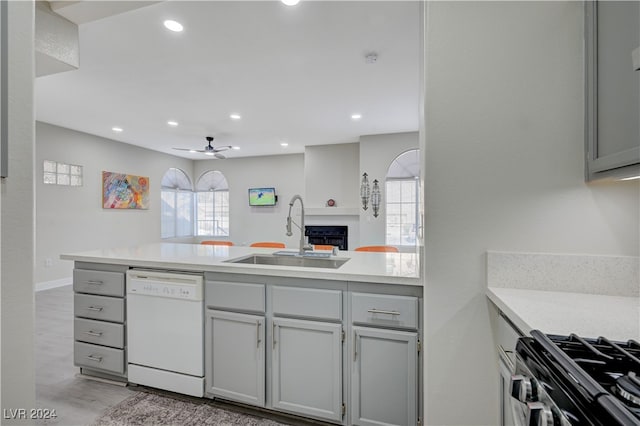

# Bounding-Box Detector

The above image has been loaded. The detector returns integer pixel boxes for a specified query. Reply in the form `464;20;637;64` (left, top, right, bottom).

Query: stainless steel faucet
286;194;312;255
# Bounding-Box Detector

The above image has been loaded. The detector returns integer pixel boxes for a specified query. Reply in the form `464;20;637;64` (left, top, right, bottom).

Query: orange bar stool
355;245;399;253
201;241;234;246
313;244;336;251
250;242;286;248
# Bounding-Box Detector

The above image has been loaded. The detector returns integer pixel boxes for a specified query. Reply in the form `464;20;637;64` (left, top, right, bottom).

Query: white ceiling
36;1;421;159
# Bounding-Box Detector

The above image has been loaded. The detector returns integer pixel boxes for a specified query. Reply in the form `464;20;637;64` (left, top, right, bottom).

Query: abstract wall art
102;171;149;209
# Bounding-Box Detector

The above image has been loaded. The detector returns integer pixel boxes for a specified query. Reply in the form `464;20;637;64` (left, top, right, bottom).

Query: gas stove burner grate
525;330;640;425
617;372;640;407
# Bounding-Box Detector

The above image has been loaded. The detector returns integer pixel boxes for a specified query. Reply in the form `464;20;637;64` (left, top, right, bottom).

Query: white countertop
488;287;640;341
61;243;422;286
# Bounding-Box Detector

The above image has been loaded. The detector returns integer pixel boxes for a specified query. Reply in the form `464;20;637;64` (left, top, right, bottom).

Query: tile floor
35;285;134;425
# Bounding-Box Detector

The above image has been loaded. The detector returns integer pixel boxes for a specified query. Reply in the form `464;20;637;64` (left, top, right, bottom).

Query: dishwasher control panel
126;270;203;301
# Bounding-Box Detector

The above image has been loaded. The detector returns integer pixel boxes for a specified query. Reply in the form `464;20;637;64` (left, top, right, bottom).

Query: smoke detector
365;53;378;64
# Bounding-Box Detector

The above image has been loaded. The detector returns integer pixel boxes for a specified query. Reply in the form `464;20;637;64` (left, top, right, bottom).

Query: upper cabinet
585;1;640;181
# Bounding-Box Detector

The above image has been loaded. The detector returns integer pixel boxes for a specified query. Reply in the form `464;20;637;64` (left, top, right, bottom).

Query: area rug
91;391;288;426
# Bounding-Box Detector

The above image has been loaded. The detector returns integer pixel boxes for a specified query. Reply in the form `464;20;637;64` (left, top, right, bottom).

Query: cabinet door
271;317;342;422
351;326;418;426
586;1;640;180
205;310;265;407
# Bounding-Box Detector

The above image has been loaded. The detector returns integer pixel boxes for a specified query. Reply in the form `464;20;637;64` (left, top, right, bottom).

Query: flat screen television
248;187;277;206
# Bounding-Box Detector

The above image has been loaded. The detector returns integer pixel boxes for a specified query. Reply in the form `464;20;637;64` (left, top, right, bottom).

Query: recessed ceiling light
189;149;197;153
230;114;241;120
167;121;179;127
280;142;289;147
351;114;362;120
163;20;183;32
232;146;241;150
281;0;300;6
112;127;123;132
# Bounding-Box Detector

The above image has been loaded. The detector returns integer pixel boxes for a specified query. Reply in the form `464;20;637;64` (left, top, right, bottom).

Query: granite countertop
60;243;422;286
486;251;640;341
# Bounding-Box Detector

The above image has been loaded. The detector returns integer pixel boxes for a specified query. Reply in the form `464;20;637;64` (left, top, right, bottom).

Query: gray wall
423;2;640;425
38;123;414;283
1;0;36;416
35;121;194;283
193;154;305;247
359;132;419;247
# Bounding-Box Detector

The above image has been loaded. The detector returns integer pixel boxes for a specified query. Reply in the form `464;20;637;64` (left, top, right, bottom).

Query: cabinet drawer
206;281;265;313
74;269;125;297
272;286;341;321
74;341;125;374
74;318;124;349
351;293;418;330
74;294;124;323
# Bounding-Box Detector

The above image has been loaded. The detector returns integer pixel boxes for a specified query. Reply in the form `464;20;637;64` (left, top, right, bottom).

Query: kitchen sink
226;254;350;269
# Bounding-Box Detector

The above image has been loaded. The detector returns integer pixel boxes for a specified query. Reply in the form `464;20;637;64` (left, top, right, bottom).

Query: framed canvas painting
102;171;149;209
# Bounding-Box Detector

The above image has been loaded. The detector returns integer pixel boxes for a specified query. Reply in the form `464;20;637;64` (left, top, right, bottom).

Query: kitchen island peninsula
62;243;423;426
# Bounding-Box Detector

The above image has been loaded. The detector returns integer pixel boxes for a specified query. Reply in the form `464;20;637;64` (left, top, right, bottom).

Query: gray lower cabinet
351;327;418;426
205;309;265;406
72;264;128;380
271;317;343;422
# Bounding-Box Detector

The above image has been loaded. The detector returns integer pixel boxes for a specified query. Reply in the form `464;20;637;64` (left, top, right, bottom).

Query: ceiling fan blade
214;153;226;159
213;145;233;152
173;147;205;153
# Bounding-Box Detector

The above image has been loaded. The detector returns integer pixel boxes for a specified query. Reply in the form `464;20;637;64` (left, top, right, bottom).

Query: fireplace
304;226;348;251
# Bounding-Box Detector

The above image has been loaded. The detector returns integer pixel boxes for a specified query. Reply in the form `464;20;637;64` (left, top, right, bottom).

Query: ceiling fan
173;136;232;159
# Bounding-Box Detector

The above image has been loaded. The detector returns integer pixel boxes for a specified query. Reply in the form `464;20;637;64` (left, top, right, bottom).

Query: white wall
193;154;305;247
304;143;359;209
1;0;36;416
35;122;194;284
304;143;360;249
359;132;419;247
423;2;640;425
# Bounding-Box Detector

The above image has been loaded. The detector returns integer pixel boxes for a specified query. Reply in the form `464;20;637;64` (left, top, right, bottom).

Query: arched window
385;149;420;247
161;168;193;239
195;171;229;236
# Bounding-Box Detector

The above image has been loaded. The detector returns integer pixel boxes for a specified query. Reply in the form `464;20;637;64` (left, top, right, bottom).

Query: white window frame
385;178;419;247
196;189;229;236
161;168;193;239
195;170;230;237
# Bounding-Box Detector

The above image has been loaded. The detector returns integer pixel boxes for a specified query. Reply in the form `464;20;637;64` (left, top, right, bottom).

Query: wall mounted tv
248;187;277;206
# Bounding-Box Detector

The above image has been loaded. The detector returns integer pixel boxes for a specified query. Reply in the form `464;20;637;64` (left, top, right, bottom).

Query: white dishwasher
126;269;204;397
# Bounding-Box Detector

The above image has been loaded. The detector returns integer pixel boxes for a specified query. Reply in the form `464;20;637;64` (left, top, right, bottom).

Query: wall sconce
371;179;381;218
360;172;370;211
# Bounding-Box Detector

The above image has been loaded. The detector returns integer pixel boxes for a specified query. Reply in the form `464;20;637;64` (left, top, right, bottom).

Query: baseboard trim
35;277;72;292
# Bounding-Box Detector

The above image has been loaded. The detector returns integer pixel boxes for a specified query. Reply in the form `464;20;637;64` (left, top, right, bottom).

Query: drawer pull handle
367;308;401;316
86;306;103;312
86;355;103;363
85;330;103;337
86;280;104;285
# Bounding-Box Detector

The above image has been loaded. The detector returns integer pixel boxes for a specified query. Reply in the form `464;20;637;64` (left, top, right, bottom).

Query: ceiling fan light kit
173;136;232;159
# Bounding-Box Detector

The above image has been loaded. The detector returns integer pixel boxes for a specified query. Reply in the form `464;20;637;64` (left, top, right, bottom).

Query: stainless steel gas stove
512;330;640;425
